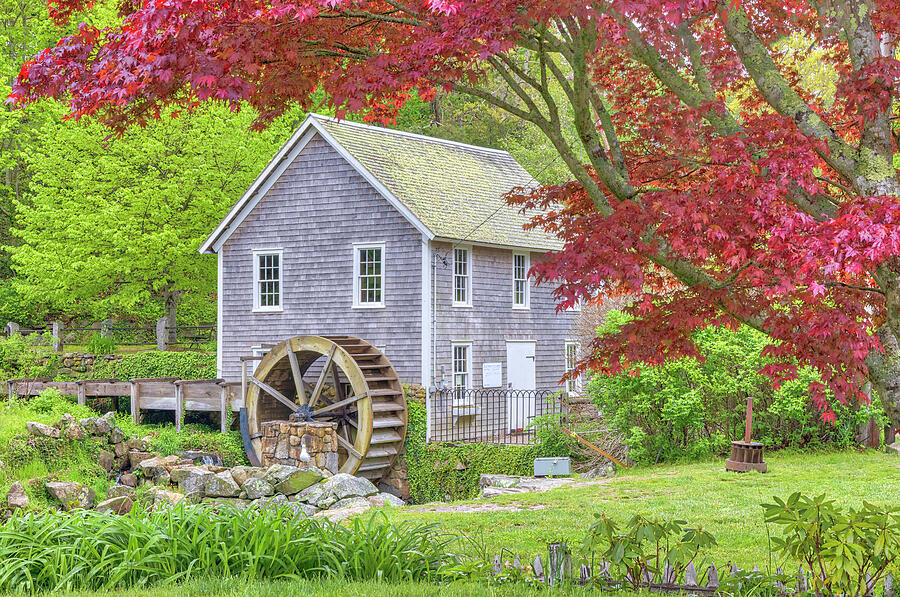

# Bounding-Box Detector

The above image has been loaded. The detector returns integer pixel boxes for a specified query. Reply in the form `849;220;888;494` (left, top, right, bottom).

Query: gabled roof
200;114;561;254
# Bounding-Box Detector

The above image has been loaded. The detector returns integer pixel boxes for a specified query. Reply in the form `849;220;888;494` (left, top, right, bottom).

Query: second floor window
354;242;385;308
513;253;529;308
453;247;471;306
253;249;282;312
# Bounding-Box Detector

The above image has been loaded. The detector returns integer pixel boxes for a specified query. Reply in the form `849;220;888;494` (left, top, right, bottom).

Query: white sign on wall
482;362;503;388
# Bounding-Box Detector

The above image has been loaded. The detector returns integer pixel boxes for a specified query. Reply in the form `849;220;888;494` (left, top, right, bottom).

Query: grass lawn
36;578;606;597
5;450;896;597
384;449;900;568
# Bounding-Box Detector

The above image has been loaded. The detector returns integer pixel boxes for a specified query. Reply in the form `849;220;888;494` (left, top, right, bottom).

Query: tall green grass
0;505;456;593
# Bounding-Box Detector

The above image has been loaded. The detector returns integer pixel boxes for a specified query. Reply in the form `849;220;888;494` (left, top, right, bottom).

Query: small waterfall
180;450;223;467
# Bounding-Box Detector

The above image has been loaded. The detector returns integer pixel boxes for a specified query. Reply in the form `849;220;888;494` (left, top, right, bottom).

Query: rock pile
19;413;405;519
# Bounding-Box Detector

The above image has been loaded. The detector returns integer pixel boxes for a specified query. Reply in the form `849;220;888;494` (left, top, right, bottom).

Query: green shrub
763;493;900;597
587;313;879;464
403;400;574;503
0;507;456;592
85;332;117;356
0;332;58;379
92;350;216;380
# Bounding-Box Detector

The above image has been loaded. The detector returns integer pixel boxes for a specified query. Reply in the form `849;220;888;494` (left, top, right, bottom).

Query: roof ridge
309;113;515;158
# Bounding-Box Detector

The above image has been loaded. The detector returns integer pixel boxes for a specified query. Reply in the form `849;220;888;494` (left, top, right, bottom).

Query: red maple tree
11;0;900;424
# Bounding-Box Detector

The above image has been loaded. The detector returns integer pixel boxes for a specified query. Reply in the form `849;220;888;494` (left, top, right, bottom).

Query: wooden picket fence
501;542;897;595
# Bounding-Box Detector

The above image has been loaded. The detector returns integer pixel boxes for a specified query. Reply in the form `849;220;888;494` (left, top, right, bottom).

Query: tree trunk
164;291;180;345
868;326;900;428
869;262;900;428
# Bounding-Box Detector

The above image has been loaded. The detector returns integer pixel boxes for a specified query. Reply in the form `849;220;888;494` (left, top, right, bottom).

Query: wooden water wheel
243;335;406;480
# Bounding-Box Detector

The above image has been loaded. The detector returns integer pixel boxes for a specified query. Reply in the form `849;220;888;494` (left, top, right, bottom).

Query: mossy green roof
315;116;561;251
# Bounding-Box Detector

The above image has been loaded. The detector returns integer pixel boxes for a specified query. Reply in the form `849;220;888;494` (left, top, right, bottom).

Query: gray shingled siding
219;134;423;382
429;241;579;391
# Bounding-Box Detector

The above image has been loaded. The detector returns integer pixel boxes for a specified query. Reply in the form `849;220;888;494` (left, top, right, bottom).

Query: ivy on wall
91;351;216;380
402;400;575;503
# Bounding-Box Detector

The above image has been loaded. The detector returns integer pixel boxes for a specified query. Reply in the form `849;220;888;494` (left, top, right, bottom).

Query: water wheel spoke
313;393;365;416
335;433;363;460
331;362;346;402
308;346;337;409
286;346;307;405
249;376;300;413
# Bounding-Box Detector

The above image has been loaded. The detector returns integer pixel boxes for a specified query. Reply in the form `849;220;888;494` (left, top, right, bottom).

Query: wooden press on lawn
725;396;767;473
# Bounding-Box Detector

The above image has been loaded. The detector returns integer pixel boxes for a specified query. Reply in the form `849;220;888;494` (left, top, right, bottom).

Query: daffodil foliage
12;0;900;422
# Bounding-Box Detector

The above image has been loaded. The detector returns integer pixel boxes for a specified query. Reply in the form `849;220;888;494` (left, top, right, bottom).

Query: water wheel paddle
244;335;406;480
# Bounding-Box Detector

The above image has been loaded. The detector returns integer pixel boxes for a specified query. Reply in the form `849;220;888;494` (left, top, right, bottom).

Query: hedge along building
200;115;581;432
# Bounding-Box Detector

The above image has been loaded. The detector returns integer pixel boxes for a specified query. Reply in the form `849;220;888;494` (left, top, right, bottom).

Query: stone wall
58;353;121;376
260;421;338;473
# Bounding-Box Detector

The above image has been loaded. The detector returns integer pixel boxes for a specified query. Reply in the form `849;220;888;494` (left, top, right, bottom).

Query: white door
506;341;536;431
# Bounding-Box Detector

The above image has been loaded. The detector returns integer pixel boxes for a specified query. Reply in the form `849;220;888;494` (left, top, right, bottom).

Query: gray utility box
533;457;571;477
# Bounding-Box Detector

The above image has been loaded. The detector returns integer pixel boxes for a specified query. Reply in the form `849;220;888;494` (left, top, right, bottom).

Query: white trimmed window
452;247;472;307
565;341;581;395
512;253;530;309
253;249;283;312
353;242;385;308
451;342;472;400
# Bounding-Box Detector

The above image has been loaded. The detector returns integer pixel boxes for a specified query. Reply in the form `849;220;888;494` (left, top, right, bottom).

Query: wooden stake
744;396;754;443
561;426;628;468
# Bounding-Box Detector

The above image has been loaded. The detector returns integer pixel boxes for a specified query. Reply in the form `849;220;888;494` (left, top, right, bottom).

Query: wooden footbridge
5;377;241;433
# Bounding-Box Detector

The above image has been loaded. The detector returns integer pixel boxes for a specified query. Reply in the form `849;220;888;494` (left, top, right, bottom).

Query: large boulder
126;437;149;451
7;482;28;509
107;485;136;499
313;504;371;523
243;477;275;500
108;427;125;445
329;496;371;510
26;422;59;439
204;471;241;498
98;450;116;473
64;424;84;440
291;483;326;505
45;481;95;510
148;487;184;508
203;497;252;509
128;451;154;470
95;495;133;515
263;464;300;486
119;473;138;488
171;466;213;497
273;467;327;496
311;474;378;508
290;502;319;517
367;492;405;508
54;413;76;429
230;466;266;487
79;416;111;436
137;455;180;477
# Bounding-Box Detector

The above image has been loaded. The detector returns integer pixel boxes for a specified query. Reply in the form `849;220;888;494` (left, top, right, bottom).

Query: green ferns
0;506;456;592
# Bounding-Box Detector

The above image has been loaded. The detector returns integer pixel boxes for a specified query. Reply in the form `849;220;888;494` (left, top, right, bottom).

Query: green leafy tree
10;106;299;326
588;312;882;464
